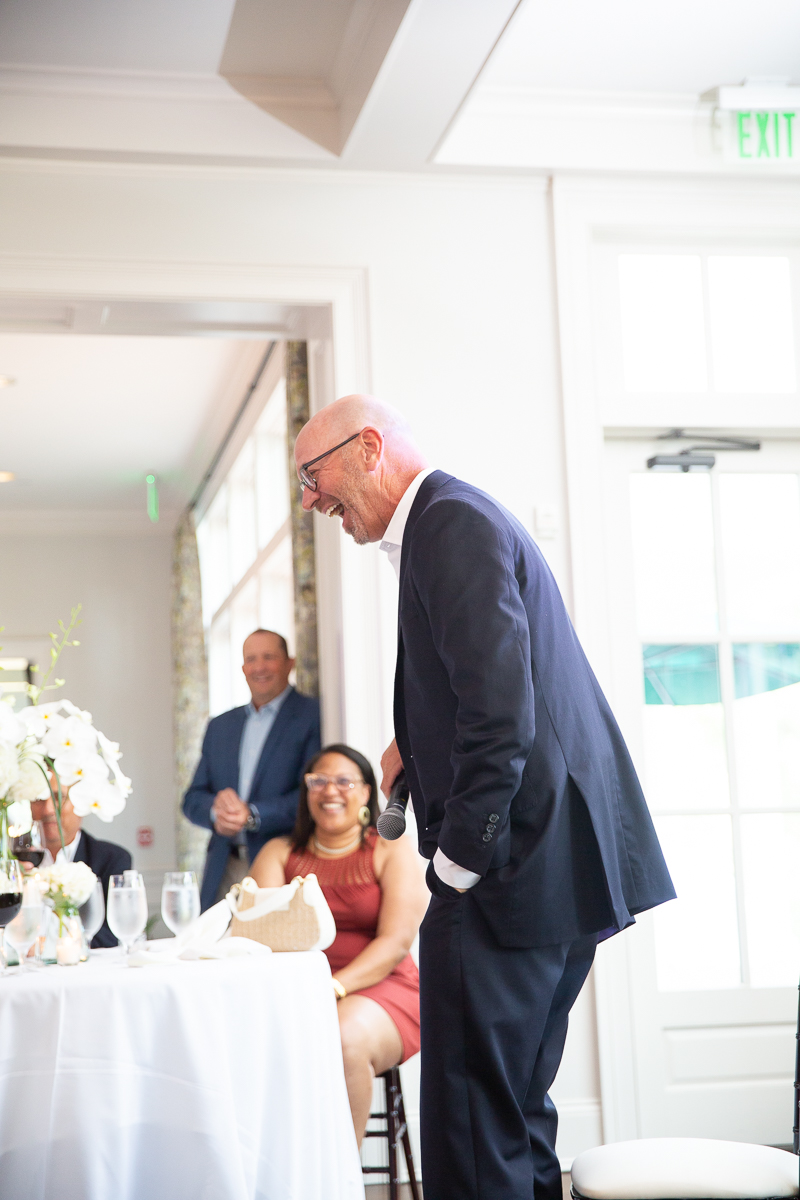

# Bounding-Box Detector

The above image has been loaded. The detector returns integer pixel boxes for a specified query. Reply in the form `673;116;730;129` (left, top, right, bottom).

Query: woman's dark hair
291;743;380;850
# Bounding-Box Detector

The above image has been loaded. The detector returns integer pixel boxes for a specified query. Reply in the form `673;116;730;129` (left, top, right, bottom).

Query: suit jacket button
485;823;496;832
488;813;500;823
482;833;492;842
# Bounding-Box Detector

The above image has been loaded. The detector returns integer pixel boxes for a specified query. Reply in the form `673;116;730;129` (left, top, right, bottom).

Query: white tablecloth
0;948;365;1200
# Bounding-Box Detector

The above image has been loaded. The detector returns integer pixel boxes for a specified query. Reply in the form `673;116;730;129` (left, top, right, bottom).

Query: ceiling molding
0;62;333;162
437;84;800;174
219;0;412;155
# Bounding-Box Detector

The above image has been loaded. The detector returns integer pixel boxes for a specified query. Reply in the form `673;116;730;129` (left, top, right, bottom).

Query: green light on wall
736;110;796;159
145;474;159;523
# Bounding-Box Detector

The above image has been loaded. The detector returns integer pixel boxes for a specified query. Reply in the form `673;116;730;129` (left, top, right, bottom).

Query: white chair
571;993;800;1200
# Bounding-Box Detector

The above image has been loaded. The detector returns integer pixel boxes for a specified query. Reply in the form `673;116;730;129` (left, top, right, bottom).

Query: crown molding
437;84;800;175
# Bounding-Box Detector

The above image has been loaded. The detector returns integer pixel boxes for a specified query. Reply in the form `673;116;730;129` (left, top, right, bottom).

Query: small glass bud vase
56;916;83;966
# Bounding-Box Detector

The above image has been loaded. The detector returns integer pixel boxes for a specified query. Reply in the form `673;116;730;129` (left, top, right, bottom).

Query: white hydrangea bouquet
0;606;131;859
36;860;99;935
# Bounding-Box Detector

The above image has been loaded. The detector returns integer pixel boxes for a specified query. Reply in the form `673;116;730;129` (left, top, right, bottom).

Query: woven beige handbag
227;874;336;952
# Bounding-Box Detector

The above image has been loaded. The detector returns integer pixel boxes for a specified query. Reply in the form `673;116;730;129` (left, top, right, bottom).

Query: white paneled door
599;438;800;1145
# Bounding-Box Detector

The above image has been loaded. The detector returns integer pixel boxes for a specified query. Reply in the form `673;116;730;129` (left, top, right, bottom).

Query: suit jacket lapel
247;688;299;796
74;831;91;866
398;469;452;601
228;707;248;791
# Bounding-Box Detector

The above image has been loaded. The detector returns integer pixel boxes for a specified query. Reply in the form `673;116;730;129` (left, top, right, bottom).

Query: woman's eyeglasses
305;774;365;793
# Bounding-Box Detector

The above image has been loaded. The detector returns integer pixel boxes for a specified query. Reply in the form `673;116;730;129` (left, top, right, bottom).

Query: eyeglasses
298;431;362;491
305;774;366;793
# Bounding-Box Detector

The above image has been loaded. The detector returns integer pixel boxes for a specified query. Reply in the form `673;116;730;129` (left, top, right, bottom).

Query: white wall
0;157;600;1163
0;529;176;877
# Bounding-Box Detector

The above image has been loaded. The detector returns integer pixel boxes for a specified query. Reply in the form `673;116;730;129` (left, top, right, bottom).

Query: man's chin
341;510;371;545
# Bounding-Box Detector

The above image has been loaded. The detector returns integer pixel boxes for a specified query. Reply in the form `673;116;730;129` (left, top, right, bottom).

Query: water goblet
106;872;148;962
5;885;43;973
79;880;106;955
161;872;200;937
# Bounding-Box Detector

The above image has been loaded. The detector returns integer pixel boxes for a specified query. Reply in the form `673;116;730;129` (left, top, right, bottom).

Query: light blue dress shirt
238;685;292;804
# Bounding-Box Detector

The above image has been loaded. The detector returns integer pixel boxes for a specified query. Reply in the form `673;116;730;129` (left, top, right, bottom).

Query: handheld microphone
377;771;410;841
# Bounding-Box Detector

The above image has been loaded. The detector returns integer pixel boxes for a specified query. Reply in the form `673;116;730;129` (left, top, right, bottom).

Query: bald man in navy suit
295;396;674;1200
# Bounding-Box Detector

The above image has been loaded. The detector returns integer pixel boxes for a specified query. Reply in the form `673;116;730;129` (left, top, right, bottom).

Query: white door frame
0;251;389;762
550;172;800;1142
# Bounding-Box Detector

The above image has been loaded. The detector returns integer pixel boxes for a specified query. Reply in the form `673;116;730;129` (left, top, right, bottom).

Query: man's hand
380;738;404;800
211;788;250;837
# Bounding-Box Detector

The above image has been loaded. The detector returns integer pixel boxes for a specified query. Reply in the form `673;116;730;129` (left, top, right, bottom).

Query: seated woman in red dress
250;743;429;1144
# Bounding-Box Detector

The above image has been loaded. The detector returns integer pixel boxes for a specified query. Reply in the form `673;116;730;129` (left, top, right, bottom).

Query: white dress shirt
379;469;481;892
42;829;82;868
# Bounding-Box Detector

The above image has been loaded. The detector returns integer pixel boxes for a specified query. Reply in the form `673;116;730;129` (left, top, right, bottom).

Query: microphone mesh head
377;807;406;840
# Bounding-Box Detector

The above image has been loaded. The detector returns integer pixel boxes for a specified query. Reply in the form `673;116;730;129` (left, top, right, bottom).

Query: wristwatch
245;805;261;832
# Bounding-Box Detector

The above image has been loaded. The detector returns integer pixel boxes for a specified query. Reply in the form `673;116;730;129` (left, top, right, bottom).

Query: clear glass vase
56;914;84;966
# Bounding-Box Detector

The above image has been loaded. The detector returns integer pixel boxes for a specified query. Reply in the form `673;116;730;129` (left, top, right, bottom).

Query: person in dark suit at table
183;628;321;911
30;789;131;949
294;395;676;1200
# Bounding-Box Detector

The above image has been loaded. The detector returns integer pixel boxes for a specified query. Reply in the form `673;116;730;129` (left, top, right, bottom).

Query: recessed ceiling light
0;377;16;389
0;471;15;483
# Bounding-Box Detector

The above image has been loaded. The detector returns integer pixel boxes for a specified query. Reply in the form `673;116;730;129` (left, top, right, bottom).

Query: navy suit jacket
183;688;321;910
394;471;675;948
74;829;132;949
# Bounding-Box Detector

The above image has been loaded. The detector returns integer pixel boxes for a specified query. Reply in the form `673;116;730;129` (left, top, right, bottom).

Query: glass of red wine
0;859;24;974
11;822;45;870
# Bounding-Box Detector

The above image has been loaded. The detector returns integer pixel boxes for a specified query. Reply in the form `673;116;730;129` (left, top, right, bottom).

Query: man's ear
359;426;384;470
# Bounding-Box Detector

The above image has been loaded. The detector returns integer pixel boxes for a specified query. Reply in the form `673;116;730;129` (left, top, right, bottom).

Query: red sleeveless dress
285;828;420;1062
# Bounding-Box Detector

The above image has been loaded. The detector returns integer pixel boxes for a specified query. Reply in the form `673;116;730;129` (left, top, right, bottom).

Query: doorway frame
550;171;800;1142
0;252;388;763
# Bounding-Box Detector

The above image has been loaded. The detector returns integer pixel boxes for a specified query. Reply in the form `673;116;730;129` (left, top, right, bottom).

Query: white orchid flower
96;730;122;763
52;750;108;789
69;776;126;822
19;702;64;739
6;799;32;836
0;702;25;749
59;700;93;725
42;715;97;760
0;743;21;797
9;757;49;802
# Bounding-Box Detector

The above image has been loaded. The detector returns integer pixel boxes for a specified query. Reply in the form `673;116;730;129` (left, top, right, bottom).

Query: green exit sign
736;111;796;159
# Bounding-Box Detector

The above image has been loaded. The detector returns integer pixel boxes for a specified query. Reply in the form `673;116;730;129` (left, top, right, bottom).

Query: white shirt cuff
433;848;481;890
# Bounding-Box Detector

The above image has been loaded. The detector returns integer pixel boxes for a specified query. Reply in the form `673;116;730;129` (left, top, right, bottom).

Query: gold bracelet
332;977;347;1001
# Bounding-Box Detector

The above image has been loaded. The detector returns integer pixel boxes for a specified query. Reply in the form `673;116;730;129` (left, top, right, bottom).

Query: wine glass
0;860;24;974
11;821;46;870
5;882;43;972
79;881;105;954
161;871;200;938
106;871;148;961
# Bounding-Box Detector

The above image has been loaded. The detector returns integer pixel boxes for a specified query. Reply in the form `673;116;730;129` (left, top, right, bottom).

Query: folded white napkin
127;899;272;967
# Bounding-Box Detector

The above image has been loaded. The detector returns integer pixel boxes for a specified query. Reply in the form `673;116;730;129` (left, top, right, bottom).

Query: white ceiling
0;0;519;167
0;334;264;523
481;0;800;94
0;0;237;73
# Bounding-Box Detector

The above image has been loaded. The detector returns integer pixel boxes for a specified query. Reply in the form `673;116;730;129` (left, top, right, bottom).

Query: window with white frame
196;378;295;717
593;246;800;429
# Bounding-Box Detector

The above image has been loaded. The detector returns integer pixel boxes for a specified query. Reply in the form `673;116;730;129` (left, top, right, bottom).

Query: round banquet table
0;947;365;1200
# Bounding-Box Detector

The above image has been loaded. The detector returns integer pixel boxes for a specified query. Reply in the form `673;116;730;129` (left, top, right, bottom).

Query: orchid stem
34;759;66;854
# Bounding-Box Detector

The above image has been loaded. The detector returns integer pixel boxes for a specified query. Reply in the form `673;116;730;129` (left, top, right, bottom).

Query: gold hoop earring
358;805;371;827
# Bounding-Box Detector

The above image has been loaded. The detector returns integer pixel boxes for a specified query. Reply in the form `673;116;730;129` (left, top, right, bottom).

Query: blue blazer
183;688;321;910
394;471;675;948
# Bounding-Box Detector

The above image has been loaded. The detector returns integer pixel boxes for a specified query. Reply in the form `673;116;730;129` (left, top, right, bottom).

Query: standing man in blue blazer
294;396;675;1200
183;629;321;911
